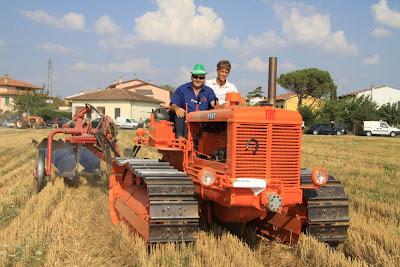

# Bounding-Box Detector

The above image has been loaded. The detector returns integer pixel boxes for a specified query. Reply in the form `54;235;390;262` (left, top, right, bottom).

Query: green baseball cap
191;64;207;75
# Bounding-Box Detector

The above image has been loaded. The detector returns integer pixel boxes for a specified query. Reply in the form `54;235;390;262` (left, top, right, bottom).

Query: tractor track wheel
36;150;46;192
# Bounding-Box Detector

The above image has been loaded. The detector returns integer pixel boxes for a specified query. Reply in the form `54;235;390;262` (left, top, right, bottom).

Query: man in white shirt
206;60;238;107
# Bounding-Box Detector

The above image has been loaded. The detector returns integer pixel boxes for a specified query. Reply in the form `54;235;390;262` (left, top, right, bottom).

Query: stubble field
0;128;399;266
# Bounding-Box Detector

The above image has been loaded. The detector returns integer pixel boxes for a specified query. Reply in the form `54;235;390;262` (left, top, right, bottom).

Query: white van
363;121;400;137
115;117;139;129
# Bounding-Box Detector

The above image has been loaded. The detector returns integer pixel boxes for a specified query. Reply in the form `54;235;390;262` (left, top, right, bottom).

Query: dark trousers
174;115;186;138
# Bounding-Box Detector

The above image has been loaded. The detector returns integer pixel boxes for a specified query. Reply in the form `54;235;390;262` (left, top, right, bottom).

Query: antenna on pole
48;59;53;97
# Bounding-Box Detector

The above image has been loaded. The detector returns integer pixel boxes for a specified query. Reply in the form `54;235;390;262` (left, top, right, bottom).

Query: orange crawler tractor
110;57;349;244
35;57;349;245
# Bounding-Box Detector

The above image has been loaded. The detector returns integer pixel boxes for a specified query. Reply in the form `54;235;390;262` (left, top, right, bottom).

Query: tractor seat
153;108;172;122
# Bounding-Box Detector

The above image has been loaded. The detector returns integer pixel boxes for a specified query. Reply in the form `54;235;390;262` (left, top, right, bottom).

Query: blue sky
1;0;399;97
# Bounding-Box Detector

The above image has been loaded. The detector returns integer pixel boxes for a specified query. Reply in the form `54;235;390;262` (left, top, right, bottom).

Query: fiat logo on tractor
207;112;216;120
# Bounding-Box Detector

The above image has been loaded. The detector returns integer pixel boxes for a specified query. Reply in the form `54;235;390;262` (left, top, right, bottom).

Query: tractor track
301;169;350;244
116;158;199;243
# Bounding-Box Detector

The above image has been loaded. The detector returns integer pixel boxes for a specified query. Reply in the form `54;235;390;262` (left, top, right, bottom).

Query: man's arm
171;104;185;117
208;89;220;109
170;87;186;117
211;99;224;109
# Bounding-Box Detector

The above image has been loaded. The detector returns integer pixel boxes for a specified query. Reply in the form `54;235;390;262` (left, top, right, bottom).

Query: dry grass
0;128;399;266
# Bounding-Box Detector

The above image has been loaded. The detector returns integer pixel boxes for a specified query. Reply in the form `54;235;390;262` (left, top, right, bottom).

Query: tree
298;105;316;126
315;99;344;123
246;86;264;98
316;95;379;134
378;103;400;126
51;96;69;109
344;96;379;134
12;91;49;115
277;68;336;110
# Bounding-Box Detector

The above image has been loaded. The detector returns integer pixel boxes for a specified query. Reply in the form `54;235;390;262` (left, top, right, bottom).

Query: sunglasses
192;75;205;80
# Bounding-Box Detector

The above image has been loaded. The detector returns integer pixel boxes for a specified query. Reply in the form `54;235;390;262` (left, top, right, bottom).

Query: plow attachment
35;138;101;192
33;104;119;193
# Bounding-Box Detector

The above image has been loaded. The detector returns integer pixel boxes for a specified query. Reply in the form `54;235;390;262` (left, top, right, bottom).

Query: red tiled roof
66;88;163;103
0;76;42;89
276;92;296;101
107;78;140;89
107;78;173;91
0;89;30;96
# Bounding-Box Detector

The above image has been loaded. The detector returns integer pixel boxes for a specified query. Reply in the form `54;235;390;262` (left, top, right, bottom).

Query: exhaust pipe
267;57;277;107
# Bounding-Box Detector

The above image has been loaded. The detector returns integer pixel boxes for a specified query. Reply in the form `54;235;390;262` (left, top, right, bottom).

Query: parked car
115;117;140;129
363;121;400;137
54;117;72;128
2;115;19;128
308;123;347;135
137;121;144;128
45;119;54;128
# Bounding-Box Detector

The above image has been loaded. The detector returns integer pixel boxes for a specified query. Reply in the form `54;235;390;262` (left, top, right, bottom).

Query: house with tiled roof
0;75;42;113
107;78;172;106
66;88;163;121
339;85;400;107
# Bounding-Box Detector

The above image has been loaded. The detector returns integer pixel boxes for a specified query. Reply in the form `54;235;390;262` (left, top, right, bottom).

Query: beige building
107;79;172;106
66;89;162;121
0;75;42;113
275;92;323;111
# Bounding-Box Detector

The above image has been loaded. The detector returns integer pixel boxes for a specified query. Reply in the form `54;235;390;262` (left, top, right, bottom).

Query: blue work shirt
170;82;218;113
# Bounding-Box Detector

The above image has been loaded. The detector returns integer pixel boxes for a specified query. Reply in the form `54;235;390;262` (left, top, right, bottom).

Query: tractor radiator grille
269;124;301;188
234;124;268;179
233;123;301;188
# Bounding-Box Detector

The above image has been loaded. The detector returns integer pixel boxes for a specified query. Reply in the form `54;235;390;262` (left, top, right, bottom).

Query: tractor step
301;169;350;244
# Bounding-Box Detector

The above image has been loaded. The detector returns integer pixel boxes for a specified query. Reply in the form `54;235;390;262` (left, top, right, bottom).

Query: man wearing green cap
170;64;218;138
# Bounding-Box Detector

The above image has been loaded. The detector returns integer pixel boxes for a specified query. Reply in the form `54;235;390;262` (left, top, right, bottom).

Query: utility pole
48;59;53;97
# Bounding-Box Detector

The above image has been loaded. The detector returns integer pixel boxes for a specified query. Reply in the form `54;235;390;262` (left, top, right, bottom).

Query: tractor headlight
311;167;329;186
199;169;216;186
268;193;282;212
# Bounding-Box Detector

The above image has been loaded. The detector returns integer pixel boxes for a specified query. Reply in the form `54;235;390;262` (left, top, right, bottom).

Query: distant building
66;88;162;121
274;92;323;111
246;96;266;106
0;75;42;113
339;85;400;107
107;79;172;106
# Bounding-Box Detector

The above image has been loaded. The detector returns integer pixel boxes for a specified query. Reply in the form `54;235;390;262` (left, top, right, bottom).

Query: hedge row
35;108;72;121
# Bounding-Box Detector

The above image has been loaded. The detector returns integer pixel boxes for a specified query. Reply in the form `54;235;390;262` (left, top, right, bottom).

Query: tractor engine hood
186;106;302;125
